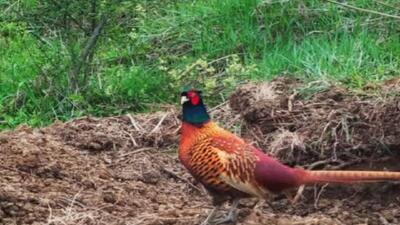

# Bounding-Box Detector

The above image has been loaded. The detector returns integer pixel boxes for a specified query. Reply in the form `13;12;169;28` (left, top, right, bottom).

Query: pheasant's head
180;88;210;125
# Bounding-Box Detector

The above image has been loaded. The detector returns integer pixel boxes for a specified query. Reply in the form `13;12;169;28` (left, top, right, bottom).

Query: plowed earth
1;78;400;225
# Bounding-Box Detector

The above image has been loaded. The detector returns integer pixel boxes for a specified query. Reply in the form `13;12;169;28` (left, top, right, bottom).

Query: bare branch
374;0;400;11
326;0;400;20
48;0;87;32
69;15;107;92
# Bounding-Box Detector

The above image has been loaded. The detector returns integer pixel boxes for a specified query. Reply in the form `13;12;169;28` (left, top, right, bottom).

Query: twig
288;91;297;112
172;126;181;135
326;0;400;20
59;192;86;209
306;159;331;170
120;148;154;157
247;127;265;144
325;158;363;170
376;213;391;225
313;183;329;209
209;101;228;113
127;114;143;131
208;53;245;65
123;131;138;147
3;1;18;14
224;115;242;130
161;167;204;194
48;0;87;32
149;113;168;134
374;0;400;11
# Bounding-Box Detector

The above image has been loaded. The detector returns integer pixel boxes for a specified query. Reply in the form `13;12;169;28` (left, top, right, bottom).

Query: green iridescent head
180;87;210;125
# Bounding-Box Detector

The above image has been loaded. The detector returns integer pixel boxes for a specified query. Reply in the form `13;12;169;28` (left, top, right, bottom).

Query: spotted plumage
179;122;266;199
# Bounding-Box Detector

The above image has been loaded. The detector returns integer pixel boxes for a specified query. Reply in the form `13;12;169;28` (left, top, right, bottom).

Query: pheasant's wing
209;134;270;197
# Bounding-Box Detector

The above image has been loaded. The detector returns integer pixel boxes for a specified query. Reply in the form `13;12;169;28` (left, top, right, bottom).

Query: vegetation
1;0;400;130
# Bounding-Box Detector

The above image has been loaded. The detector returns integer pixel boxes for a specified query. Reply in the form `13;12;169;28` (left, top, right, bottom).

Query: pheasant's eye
187;91;195;98
188;91;200;105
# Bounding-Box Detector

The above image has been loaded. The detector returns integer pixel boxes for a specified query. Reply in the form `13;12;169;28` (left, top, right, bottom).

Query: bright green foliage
1;0;400;130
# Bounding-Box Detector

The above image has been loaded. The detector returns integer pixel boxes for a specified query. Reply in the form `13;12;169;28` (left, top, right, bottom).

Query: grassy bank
1;0;400;129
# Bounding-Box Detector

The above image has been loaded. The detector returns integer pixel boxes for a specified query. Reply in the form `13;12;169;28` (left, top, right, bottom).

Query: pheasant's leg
212;198;240;225
283;185;305;205
200;206;219;225
292;185;305;204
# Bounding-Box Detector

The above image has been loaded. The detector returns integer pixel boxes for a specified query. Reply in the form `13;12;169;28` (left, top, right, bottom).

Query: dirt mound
0;114;207;225
1;79;400;225
230;77;400;167
57;108;180;151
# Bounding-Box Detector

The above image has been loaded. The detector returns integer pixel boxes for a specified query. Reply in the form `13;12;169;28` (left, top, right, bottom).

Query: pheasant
179;88;400;225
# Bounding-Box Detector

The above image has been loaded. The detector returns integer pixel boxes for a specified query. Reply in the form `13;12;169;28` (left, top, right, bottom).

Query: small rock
103;192;117;204
141;170;161;185
0;135;8;144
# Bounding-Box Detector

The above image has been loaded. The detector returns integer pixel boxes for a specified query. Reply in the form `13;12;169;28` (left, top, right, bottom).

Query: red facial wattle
188;91;200;105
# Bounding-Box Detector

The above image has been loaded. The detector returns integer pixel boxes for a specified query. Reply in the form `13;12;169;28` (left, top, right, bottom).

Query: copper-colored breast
179;122;242;194
189;138;232;192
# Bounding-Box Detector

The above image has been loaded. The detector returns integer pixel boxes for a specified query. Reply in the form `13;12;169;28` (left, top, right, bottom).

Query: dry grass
230;77;400;167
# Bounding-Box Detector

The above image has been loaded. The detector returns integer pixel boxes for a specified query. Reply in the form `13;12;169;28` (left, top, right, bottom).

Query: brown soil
1;78;400;225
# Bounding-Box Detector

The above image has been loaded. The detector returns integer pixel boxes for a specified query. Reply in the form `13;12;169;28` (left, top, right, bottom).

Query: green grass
1;0;400;130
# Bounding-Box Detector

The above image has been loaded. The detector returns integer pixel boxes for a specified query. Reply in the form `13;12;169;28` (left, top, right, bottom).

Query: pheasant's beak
181;96;189;104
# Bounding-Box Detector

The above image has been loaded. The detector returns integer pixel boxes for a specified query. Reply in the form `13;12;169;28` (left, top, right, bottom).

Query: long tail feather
299;170;400;185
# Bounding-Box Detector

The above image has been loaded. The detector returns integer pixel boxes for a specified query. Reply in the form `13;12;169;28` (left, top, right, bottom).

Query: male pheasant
179;88;400;225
